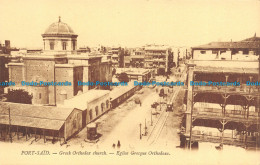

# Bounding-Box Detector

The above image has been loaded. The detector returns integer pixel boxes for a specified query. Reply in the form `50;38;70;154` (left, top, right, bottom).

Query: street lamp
144;119;148;136
151;109;153;126
139;123;142;139
8;107;12;143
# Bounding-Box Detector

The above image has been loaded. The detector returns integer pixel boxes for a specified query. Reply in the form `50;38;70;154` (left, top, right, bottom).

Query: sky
0;0;260;48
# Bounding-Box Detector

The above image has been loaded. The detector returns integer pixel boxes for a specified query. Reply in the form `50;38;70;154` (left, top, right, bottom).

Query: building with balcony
108;46;125;68
128;48;145;68
144;45;173;75
183;35;260;149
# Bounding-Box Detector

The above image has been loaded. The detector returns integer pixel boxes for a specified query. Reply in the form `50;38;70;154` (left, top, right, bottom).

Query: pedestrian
112;143;115;148
117;140;121;148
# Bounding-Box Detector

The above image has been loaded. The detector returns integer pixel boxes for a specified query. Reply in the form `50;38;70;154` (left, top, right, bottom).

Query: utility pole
257;54;260;149
139;123;142;140
151;109;153;126
8;107;12;143
189;84;194;150
144;119;147;136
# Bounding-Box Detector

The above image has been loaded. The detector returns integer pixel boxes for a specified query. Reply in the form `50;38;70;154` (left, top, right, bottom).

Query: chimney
5;40;10;49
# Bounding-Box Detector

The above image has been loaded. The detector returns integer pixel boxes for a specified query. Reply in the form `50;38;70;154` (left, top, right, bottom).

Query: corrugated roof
0;102;75;130
0;115;64;130
0;102;73;120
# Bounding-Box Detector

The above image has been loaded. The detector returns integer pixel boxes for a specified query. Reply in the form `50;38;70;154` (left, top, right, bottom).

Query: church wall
73;66;83;95
82;66;89;92
24;59;56;105
24;59;55;82
99;62;112;90
28;86;49;105
8;63;24;85
88;58;101;89
55;66;74;104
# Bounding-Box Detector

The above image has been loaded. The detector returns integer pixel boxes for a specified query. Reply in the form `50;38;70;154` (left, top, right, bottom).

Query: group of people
112;140;121;149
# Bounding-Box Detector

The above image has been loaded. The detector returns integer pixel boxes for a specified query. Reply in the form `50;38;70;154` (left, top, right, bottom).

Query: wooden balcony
193;84;260;96
193;108;260;123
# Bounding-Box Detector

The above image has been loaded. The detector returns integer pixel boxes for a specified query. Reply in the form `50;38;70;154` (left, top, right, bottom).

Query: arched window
106;100;109;108
95;106;99;116
89;109;93;120
62;42;67;50
50;41;54;50
101;103;104;112
72;41;76;50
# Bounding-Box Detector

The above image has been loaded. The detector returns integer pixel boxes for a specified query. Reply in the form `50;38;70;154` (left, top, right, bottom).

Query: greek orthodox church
7;17;112;105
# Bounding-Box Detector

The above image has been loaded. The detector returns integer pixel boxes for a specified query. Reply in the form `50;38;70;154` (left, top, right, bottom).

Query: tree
5;89;32;104
118;72;129;82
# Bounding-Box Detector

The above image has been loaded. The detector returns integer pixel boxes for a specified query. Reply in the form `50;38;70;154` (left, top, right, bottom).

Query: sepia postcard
0;0;260;164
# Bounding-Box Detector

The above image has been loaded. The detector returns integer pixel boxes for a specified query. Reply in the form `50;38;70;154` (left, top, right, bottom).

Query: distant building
130;55;145;68
7;17;112;105
115;68;151;82
77;47;91;53
144;45;173;75
172;47;191;67
0;40;18;94
129;48;145;68
0;54;9;84
0;40;10;54
191;35;260;61
0;40;18;91
108;46;125;68
111;54;119;68
124;55;131;68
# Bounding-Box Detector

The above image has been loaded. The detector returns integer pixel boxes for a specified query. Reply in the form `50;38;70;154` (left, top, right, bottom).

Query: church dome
42;17;77;36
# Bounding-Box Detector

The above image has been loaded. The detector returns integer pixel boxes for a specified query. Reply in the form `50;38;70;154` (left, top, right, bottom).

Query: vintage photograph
0;0;259;164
